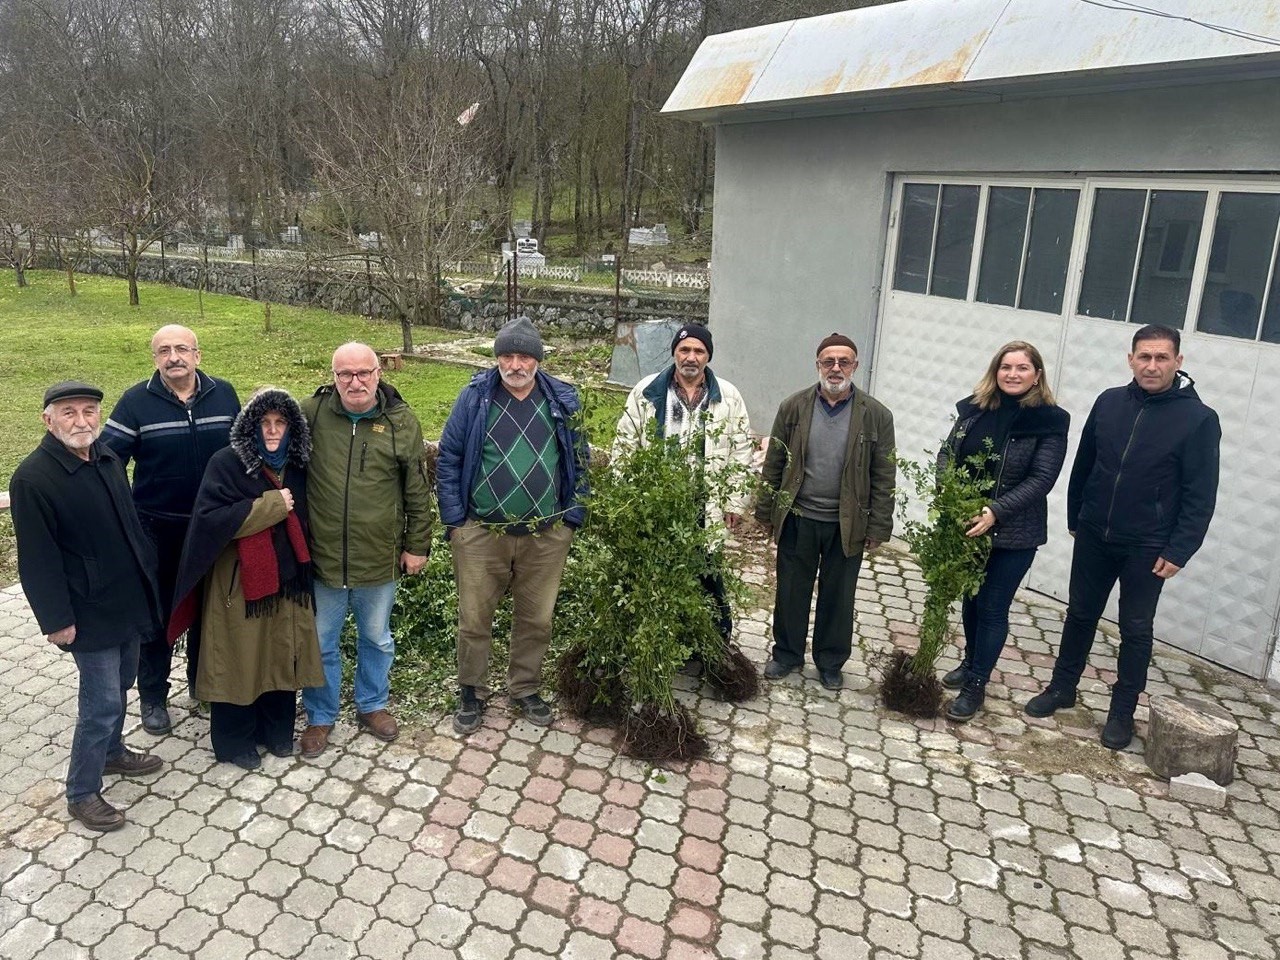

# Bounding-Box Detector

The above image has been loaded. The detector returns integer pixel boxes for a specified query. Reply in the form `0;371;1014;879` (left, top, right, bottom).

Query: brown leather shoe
357;709;399;742
67;794;126;832
103;748;163;777
299;724;333;758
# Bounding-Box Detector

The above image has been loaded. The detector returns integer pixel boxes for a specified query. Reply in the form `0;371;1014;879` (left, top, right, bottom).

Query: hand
1152;557;1182;579
279;488;295;512
401;551;427;575
724;512;742;531
965;506;995;537
865;539;882;552
47;625;76;646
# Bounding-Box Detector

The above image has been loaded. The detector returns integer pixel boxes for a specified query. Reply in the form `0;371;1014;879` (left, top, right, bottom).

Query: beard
500;366;535;389
51;424;100;452
819;373;853;398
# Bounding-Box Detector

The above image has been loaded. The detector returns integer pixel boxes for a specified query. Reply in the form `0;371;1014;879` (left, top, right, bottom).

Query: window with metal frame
1077;184;1280;343
892;179;1079;314
1198;192;1280;343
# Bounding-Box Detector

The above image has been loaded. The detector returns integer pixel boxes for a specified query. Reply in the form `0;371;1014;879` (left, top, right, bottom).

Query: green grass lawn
0;270;626;624
0;271;489;483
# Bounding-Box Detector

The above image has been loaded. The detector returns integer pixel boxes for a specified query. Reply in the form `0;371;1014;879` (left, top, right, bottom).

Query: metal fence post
366;252;373;319
614;254;622;326
505;259;515;323
251;244;259;301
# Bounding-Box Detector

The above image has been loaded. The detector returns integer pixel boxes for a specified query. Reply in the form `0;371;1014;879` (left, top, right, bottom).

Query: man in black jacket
9;382;165;831
1025;325;1220;750
103;325;240;733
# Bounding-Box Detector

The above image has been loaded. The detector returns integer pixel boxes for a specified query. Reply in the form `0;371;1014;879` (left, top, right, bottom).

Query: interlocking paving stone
2;540;1279;957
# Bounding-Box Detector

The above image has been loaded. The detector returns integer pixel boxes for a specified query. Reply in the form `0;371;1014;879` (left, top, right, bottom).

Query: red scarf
237;470;310;604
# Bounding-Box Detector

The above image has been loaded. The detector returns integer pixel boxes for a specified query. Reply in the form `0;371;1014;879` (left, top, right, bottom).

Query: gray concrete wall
707;77;1280;428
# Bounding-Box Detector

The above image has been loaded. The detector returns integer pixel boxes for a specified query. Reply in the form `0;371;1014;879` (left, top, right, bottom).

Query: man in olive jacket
755;334;896;690
299;343;433;757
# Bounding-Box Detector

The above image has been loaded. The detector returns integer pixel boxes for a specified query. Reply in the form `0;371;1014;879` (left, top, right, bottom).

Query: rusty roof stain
663;0;1280;118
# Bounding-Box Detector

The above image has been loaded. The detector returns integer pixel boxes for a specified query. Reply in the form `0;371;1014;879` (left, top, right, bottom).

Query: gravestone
1146;695;1238;785
608;319;684;387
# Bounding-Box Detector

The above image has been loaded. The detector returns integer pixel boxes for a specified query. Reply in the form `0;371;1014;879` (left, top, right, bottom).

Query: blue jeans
303;580;397;724
68;636;140;802
961;547;1037;683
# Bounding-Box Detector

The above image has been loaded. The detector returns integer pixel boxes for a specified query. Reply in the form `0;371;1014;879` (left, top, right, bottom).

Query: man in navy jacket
103;325;240;733
1025;325;1220;750
437;317;588;735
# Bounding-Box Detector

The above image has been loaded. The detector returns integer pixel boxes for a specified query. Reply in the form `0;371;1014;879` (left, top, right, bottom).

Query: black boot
946;678;986;723
941;650;973;690
453;686;486;736
1101;707;1135;750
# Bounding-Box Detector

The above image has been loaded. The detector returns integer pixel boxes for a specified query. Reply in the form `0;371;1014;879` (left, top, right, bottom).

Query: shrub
881;441;995;717
554;421;756;762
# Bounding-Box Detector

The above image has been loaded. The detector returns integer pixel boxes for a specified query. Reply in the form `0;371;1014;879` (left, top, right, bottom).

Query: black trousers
210;691;296;761
1050;526;1165;716
138;512;200;705
770;515;863;672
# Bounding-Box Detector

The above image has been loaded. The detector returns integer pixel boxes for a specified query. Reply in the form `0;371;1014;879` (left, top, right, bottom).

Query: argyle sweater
469;385;561;533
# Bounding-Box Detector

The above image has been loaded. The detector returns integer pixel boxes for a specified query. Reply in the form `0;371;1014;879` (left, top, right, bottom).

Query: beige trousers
450;520;575;699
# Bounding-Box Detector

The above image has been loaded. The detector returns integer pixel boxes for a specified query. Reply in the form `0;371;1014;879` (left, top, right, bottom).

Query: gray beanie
493;316;544;361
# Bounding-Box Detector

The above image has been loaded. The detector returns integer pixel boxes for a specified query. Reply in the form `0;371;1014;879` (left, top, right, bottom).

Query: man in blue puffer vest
1025;324;1220;750
437;317;589;735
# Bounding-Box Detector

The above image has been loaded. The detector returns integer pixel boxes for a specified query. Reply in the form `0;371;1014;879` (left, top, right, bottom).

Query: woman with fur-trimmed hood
169;388;323;769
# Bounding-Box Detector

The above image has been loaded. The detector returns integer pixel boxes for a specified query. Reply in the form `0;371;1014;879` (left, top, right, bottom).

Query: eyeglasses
819;358;856;370
334;368;379;384
154;344;196;358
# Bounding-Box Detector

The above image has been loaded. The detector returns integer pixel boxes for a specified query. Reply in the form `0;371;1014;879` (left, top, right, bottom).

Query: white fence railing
105;241;710;293
621;268;710;290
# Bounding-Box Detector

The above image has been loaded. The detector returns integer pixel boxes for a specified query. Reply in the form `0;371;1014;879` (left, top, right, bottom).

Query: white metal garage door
872;174;1280;679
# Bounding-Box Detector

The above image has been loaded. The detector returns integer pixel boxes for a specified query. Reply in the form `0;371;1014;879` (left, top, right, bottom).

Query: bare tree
305;58;494;351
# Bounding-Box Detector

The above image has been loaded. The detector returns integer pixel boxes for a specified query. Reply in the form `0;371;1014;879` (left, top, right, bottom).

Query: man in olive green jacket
299;343;433;756
755;333;896;690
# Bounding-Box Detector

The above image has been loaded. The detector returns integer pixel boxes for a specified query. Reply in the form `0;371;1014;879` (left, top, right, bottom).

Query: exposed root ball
704;644;760;702
621;703;708;763
554;646;626;724
879;649;944;718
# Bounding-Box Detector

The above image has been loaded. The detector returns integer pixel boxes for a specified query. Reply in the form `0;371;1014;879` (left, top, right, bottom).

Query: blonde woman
938;342;1070;722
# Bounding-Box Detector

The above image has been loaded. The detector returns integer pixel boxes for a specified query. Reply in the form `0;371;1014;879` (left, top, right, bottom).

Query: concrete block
1168;772;1227;809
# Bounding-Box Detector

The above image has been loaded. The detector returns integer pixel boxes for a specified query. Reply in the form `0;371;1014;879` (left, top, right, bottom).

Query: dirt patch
999;726;1156;792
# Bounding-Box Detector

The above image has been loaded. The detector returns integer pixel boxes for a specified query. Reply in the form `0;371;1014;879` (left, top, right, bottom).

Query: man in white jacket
613;324;754;654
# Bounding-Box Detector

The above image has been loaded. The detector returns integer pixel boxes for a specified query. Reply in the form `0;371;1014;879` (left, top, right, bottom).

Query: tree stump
1146;695;1238;785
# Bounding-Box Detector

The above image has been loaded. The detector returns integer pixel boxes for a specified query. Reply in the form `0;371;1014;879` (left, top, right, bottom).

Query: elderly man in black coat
8;381;166;832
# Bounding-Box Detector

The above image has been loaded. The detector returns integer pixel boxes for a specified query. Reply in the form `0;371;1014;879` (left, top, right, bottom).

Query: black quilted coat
939;396;1071;550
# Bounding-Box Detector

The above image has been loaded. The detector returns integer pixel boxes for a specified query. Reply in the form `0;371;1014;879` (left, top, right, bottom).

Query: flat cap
43;380;104;407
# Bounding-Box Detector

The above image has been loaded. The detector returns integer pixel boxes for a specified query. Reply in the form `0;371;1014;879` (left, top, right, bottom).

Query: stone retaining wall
61;252;707;335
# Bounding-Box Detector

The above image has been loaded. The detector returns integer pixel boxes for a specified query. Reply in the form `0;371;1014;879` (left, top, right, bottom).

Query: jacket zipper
342;420;356;587
1104;405;1146;539
990;437;1010;537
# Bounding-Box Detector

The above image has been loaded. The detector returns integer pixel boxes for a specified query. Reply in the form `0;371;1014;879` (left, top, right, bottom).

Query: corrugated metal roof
663;0;1280;120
